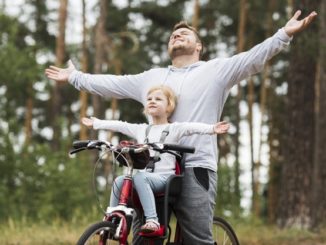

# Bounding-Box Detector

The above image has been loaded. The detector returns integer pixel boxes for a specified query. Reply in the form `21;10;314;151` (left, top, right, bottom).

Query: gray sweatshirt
93;120;215;174
69;28;292;172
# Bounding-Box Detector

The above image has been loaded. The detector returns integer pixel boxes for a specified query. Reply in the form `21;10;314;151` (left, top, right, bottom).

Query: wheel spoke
77;221;126;245
212;217;239;245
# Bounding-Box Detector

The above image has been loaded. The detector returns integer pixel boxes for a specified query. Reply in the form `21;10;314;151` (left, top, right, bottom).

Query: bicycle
70;139;240;245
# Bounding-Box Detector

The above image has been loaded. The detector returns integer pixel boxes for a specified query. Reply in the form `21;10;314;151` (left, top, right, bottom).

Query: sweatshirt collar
163;61;205;97
167;60;205;71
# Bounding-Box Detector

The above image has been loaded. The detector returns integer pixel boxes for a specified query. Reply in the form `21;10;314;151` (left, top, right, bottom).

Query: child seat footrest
139;225;165;237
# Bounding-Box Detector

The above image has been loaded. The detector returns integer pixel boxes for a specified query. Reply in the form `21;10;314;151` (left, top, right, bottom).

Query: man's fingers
309;11;317;18
292;10;301;20
68;59;75;69
303;18;309;27
49;65;61;71
301;12;317;29
306;11;317;24
45;69;58;76
46;74;58;80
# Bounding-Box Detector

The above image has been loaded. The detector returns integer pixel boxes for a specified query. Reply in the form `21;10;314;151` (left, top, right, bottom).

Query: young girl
82;85;229;233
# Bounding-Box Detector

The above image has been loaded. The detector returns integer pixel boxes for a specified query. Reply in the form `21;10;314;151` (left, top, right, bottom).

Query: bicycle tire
212;216;240;245
77;221;126;245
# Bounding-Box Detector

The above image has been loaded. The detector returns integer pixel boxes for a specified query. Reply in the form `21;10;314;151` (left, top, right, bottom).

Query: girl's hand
81;117;96;128
213;121;230;134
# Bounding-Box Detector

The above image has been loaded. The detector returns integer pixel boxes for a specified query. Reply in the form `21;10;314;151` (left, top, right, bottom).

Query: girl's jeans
110;171;172;222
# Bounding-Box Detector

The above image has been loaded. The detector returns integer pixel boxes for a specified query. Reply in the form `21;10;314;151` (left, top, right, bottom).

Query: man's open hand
45;60;76;82
284;10;317;37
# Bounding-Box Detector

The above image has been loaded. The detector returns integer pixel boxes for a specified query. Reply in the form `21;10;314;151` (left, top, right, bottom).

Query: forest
0;0;325;244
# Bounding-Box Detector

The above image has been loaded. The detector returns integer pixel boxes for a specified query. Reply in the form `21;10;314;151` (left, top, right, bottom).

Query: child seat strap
145;125;170;172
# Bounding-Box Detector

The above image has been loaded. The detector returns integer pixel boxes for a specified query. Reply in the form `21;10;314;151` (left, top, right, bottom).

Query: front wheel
77;221;123;245
212;216;239;245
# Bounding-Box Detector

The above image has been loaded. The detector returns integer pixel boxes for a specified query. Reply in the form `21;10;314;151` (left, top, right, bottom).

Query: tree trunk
91;0;107;132
260;0;277;223
234;0;247;217
107;57;121;140
312;0;326;228
267;90;284;224
79;0;88;140
24;84;33;145
192;0;199;30
247;76;259;216
52;0;68;150
277;2;320;229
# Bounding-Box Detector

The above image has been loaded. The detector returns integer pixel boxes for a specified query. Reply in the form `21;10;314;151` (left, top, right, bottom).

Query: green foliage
0;134;95;221
0;9;93;222
26;0;56;48
216;161;243;217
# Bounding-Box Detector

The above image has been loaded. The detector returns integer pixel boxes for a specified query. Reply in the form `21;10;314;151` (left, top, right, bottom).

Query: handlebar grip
73;140;91;149
163;144;195;154
69;147;87;155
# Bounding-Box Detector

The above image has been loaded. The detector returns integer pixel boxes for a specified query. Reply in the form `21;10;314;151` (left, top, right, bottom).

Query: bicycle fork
104;176;135;244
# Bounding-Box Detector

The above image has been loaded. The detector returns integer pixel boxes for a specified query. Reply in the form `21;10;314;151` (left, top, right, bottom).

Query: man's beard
168;44;196;59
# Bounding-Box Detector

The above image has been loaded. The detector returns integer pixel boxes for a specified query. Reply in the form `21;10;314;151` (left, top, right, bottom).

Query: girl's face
146;90;169;118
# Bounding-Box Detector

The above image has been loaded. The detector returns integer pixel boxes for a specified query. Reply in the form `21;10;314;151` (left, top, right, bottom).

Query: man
46;10;317;245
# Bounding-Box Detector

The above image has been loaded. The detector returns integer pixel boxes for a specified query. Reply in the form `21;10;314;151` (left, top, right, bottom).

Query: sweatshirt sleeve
172;122;215;138
68;70;148;103
220;28;292;90
93;119;145;139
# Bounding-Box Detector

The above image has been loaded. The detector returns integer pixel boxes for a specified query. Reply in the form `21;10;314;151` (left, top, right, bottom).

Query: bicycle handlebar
156;143;195;154
69;140;195;155
69;140;111;155
72;140;91;149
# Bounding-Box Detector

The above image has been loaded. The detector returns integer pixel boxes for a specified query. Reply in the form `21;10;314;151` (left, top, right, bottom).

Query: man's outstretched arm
45;59;146;102
220;9;317;90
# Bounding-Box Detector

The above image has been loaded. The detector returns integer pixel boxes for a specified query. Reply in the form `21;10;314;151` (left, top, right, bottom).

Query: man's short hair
172;21;204;58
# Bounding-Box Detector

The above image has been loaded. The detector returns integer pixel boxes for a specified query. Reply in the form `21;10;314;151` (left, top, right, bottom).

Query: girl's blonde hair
144;85;177;118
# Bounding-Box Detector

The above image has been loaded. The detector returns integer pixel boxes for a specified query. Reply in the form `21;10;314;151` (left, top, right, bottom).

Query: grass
0;217;94;245
1;217;326;245
232;218;326;245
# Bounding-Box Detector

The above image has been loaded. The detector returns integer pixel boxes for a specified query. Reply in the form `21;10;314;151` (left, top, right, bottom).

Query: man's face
168;28;202;59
